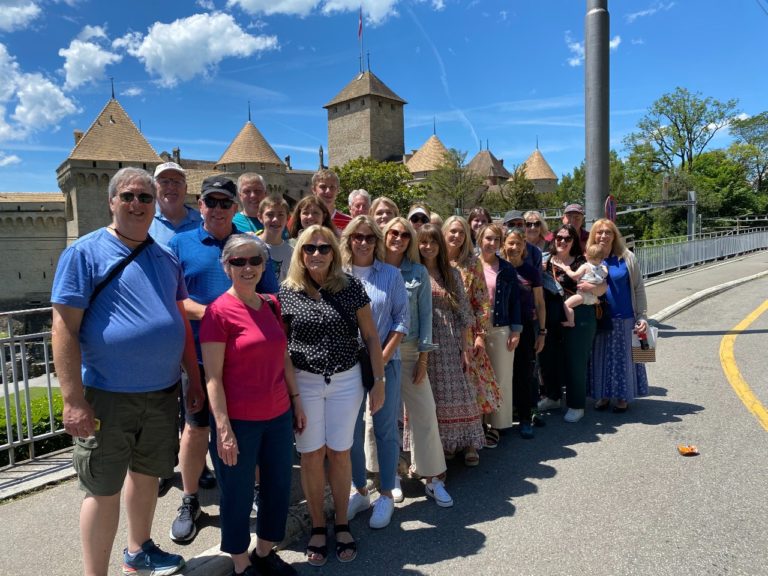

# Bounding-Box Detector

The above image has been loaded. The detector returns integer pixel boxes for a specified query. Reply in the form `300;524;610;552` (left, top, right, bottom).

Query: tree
335;156;422;215
422;149;484;217
502;164;537;210
729;111;768;192
624;87;739;173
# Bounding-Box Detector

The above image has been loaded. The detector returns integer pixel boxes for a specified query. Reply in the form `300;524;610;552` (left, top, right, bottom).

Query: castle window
118;162;123;168
240;163;246;170
143;163;147;170
346;103;350;110
334;106;338;113
378;100;382;108
390;104;394;111
260;163;265;170
92;161;97;168
361;99;365;106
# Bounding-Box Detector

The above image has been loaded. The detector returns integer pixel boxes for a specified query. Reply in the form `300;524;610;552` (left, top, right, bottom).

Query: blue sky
0;0;766;193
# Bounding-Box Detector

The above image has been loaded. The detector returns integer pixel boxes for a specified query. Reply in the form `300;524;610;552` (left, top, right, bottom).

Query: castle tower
56;98;162;243
324;71;406;168
216;121;286;193
466;149;511;187
522;149;558;194
405;134;450;181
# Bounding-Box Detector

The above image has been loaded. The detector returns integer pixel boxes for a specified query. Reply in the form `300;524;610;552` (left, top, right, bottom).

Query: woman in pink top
200;235;306;576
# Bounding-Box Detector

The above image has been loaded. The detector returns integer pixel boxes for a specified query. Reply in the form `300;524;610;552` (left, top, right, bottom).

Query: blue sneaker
519;422;534;439
123;539;184;576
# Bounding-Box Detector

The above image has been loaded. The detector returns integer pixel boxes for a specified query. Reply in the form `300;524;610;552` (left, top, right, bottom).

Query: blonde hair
477;223;504;253
340;215;386;267
442;215;472;266
370;196;400;220
586;243;604;263
524;210;550;238
283;224;348;294
382;217;420;263
587;218;627;258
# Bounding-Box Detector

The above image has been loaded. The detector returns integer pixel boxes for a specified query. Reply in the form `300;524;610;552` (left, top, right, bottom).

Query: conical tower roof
406;134;449;173
217;121;283;166
324;70;406;108
523;149;557;181
466;149;511;179
68;98;161;163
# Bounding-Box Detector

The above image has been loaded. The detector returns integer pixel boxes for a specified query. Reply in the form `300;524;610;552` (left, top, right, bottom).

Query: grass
0;388;61;425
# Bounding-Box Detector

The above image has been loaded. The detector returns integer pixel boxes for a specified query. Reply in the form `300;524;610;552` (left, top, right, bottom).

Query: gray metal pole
585;0;609;229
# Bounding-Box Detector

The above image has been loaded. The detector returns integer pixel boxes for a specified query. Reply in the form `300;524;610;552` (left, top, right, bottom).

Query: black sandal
334;524;357;563
306;526;327;567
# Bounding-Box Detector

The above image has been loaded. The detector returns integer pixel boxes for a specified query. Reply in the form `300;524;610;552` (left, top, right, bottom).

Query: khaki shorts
73;382;180;497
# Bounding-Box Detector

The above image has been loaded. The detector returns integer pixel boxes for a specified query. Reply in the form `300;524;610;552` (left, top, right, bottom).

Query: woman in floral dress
417;224;485;466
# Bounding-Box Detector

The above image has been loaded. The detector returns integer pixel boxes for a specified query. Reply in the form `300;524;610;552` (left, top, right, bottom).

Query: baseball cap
154;162;185;179
200;176;237;199
564;203;584;214
503;210;524;225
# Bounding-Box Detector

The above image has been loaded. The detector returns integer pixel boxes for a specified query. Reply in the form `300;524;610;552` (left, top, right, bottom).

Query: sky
0;0;766;193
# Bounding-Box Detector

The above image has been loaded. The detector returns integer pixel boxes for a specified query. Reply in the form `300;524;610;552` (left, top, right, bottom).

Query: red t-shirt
199;292;290;421
332;210;352;231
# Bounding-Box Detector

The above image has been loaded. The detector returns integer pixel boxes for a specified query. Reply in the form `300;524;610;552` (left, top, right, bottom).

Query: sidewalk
0;249;766;575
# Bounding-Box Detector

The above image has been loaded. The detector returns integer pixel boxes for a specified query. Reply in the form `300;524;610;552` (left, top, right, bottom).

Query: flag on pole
358;6;363;39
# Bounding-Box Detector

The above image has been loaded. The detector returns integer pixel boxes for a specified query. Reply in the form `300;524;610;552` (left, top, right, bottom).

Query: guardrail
635;227;768;278
1;307;64;468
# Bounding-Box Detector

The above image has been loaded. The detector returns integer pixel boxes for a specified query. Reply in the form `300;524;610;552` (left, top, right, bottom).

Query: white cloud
123;13;278;87
564;30;621;67
120;87;143;97
0;0;41;32
59;27;123;90
631;38;645;45
0;43;79;142
0;152;22;167
227;0;442;24
227;0;319;18
626;2;675;24
196;0;216;9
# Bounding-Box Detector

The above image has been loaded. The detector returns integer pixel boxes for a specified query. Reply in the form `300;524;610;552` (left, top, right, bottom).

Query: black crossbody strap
309;276;358;337
89;236;154;305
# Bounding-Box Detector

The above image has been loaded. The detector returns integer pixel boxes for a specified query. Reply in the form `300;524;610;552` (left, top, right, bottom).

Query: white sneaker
538;397;561;411
564;408;584;423
391;476;404;503
369;495;394;529
425;479;453;508
347;491;370;521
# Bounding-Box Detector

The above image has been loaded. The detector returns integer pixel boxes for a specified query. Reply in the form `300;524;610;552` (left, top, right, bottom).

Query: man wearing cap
149;162;202;246
312;168;351;231
167;175;278;543
348;189;371;218
503;210;543;270
562;203;589;247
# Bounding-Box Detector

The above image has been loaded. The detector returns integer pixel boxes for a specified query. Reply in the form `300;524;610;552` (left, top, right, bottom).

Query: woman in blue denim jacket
383;217;454;508
478;223;522;443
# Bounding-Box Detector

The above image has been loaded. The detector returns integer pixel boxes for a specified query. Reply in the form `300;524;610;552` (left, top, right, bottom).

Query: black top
279;276;370;382
546;254;587;297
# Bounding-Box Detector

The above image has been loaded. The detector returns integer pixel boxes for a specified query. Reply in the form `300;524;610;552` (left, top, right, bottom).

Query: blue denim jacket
492;257;523;333
398;258;438;352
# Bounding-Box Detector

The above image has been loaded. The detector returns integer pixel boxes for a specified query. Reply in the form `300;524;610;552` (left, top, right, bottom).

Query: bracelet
374;376;386;383
538;329;547;335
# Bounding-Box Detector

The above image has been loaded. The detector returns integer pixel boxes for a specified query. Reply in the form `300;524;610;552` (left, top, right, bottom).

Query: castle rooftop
324;70;407;108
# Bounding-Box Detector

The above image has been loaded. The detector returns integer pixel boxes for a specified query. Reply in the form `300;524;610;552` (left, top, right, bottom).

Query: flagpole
358;6;364;73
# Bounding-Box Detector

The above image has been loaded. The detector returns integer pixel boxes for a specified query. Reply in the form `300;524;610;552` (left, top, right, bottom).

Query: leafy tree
729;111;768;192
422;148;484;217
335;156;422;215
502;164;537;209
691;150;756;218
624;87;738;173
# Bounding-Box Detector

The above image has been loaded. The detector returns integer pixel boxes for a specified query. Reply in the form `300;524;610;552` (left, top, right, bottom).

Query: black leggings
512;321;536;424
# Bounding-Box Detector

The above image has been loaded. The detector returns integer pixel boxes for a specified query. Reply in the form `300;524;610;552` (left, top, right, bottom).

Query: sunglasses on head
203;196;235;209
410;214;429;224
555;235;573;243
525;221;541;228
302;243;333;255
228;256;263;267
387;229;411;240
118;192;154;204
351;233;377;244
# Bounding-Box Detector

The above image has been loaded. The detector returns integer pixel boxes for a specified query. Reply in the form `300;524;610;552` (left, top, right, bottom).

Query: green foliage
335;156;421;215
502;164;537;210
729;111;768;193
421;149;485;217
624;87;739;173
0;388;68;466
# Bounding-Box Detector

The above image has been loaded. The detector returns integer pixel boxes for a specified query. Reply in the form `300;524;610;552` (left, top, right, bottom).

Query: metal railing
1;307;64;468
634;227;768;278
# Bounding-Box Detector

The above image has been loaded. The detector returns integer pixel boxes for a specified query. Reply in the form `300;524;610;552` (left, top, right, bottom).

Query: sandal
484;428;500;449
464;448;480;467
305;526;327;567
594;399;610;411
334;524;357;563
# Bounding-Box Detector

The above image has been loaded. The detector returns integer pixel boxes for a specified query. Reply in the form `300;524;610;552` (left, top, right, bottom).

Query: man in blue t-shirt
148;161;202;246
51;167;203;576
167;175;278;543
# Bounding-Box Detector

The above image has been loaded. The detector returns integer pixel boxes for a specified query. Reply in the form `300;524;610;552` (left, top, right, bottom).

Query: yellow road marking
719;299;768;432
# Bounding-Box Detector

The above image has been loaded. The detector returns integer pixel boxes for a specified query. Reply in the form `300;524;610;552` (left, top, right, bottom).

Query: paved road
0;251;766;575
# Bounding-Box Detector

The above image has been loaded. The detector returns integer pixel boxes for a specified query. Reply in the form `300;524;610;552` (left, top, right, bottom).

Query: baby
553;244;608;327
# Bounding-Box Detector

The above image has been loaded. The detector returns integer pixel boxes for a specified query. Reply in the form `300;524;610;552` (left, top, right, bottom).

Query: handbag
631;325;658;363
595;297;613;332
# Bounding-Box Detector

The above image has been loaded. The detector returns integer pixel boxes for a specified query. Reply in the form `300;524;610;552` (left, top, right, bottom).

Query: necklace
108;226;146;243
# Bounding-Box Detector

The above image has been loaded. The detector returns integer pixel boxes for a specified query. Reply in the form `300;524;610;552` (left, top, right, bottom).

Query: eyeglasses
228;256;263;267
203;196;235;209
410;215;429;224
555;235;573;243
351;233;377;244
596;230;614;237
387;229;411;240
118;192;154;204
156;178;185;187
302;243;333;255
525;221;541;228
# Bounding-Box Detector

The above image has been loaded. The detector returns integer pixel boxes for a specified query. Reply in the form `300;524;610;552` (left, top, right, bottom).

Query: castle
0;70;556;309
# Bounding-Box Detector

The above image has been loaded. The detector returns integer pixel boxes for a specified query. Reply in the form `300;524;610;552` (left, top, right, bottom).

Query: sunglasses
555;235;574;243
118;192;154;204
525;221;541;228
302;243;333;255
203;196;235;209
351;233;377;244
228;256;263;267
410;215;429;224
387;229;411;240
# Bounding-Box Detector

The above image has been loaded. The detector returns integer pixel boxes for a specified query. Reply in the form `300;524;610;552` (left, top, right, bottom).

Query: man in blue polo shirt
168;175;277;543
149;162;202;245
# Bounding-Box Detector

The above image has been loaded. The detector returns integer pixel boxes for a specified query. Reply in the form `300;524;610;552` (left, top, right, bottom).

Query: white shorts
294;364;365;453
580;290;599;306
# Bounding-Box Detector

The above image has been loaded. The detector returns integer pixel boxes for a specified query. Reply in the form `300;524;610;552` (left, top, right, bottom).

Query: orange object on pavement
677;444;699;456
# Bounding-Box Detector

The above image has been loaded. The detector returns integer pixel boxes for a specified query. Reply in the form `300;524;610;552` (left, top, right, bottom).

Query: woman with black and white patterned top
279;224;384;567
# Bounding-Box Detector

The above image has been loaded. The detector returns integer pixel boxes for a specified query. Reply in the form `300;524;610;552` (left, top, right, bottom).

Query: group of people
52;163;649;576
